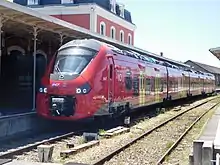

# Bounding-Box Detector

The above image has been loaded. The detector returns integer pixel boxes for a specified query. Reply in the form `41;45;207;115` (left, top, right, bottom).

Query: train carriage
189;70;202;96
204;73;215;93
36;39;216;121
167;66;184;100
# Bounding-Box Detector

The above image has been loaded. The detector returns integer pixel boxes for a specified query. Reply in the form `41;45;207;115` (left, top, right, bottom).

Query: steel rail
92;96;219;165
156;102;220;164
0;129;86;159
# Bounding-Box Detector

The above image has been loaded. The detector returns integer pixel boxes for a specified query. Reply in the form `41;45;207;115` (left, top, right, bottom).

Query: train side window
146;78;151;94
125;69;132;90
163;79;167;91
109;64;113;79
151;78;155;92
160;79;163;92
132;76;139;96
125;76;132;90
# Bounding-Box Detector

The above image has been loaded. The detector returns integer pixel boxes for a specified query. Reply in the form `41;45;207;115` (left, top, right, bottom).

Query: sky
117;0;220;67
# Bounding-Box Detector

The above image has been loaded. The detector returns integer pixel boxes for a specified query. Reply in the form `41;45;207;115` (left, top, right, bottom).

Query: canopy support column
0;16;7;77
32;26;40;111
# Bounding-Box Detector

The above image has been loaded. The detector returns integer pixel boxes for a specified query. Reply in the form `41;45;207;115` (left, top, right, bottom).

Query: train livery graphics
36;39;216;121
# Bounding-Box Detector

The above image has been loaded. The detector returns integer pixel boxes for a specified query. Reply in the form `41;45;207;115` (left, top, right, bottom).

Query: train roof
58;39;216;79
59;39;214;76
59;39;186;67
59;38;191;68
58;39;102;51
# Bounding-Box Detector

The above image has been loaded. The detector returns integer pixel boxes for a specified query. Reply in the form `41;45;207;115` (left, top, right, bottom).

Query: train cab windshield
52;47;97;75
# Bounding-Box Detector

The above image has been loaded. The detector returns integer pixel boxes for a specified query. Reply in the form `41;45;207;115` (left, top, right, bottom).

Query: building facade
11;0;136;45
185;60;220;86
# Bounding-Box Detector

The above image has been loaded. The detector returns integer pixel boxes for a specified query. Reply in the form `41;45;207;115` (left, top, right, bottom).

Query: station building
10;0;136;45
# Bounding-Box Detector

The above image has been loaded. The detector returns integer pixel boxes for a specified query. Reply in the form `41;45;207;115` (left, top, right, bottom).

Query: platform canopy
209;47;220;61
0;0;190;68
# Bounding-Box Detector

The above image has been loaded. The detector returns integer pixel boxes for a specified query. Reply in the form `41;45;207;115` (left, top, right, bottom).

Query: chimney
160;52;163;56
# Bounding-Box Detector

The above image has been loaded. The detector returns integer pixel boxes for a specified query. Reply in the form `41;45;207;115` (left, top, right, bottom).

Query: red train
36;39;216;121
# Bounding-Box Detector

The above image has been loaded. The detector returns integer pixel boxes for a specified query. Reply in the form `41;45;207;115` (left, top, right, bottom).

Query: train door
139;68;145;106
107;57;115;106
188;74;191;96
202;76;205;93
155;72;160;102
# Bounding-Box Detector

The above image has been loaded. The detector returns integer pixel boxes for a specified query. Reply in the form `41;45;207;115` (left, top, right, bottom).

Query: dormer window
118;3;125;18
27;0;39;5
61;0;74;4
109;0;116;14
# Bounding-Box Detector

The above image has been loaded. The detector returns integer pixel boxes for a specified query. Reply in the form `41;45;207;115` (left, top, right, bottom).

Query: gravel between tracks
162;99;219;165
103;102;217;165
13;97;216;164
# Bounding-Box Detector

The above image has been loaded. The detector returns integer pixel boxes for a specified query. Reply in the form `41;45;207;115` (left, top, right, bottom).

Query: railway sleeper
60;140;99;158
99;126;130;138
82;132;99;142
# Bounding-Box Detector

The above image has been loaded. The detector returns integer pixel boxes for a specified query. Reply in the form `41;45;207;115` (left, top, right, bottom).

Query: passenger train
36;39;216;121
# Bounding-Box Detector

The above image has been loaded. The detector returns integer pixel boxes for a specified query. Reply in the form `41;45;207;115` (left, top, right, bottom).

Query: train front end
36;40;100;121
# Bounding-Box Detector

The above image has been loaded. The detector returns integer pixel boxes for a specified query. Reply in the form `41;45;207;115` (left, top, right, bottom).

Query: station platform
0;111;55;144
0;109;32;116
190;105;220;164
199;106;220;141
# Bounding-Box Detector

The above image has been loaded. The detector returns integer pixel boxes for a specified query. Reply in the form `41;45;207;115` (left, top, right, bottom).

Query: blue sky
118;0;220;67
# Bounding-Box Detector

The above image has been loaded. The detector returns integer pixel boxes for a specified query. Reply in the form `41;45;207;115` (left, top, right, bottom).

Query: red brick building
31;2;136;45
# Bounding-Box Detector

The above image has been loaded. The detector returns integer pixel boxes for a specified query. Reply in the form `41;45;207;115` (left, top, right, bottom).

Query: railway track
156;102;219;165
91;97;219;165
0;96;217;164
0;130;87;159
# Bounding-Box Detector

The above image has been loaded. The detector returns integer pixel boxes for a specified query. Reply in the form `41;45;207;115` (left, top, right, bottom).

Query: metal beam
59;33;68;46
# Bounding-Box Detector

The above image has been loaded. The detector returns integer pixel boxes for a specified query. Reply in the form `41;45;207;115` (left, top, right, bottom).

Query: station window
27;0;39;5
128;33;132;45
100;22;106;36
110;26;116;39
120;30;124;43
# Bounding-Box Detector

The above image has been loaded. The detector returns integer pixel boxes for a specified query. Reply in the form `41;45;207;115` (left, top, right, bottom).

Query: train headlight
39;87;47;93
39;88;43;93
75;82;91;94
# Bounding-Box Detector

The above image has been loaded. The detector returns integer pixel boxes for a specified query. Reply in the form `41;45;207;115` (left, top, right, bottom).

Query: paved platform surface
199;106;220;141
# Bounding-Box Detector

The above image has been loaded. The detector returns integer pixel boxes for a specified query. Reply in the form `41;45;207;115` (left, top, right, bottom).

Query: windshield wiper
55;61;64;77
